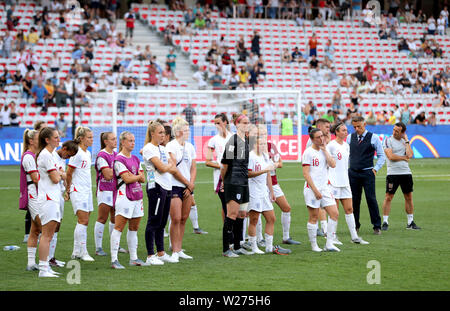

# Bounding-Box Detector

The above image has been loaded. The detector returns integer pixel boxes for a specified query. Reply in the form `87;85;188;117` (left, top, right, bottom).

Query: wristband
405;141;409;144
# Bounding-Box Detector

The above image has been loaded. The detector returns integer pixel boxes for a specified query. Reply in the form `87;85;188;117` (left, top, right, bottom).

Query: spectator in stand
182;103;197;126
163;20;176;45
210;69;222;90
281;48;292;63
124;9;136;44
414;111;426;125
251;30;261;57
309;54;319;69
31;79;49;113
221;47;231;65
55;113;68;138
417;10;427;23
0;103;11;127
401;106;412;124
116;32;126;48
255;0;264;19
428;16;437;35
236;35;248;62
295;12;305;27
194;13;206;30
55;79;69;108
2;31;13;59
437;14;446;35
238;67;250;86
308;33;318;57
184;8;196;26
324;39;335;62
366;111;377;125
436;90;450;107
193;66;207;90
268;0;279;19
428;112;437;126
331;88;342;114
193;2;204;15
166;48;177;72
161;64;177;84
389;25;398;40
148;62;159;86
313;13;325;27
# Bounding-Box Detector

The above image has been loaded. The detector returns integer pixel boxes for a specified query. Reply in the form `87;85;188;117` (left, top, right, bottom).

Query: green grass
1;159;449;291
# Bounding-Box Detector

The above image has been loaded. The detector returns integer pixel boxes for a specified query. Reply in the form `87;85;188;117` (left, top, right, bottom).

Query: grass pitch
0;159;449;291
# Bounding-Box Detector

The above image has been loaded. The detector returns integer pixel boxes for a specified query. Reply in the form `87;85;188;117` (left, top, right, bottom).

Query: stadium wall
0;125;447;165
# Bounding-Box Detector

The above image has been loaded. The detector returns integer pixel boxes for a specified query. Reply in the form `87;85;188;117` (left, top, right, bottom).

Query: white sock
264;233;274;253
39;260;48;272
383;215;389;224
326;219;338;248
110;229;122;263
127;230;138;261
307;222;319;249
407;214;414;225
281;212;291;241
73;224;81;256
94;221;105;249
48;232;58;259
345;213;359;240
76;223;88;255
248;235;257;251
256;215;263;242
189;205;199;229
27;247;37;266
109;222;115;236
320;219;328;234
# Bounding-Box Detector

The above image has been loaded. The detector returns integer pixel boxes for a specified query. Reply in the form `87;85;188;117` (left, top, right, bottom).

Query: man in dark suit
347;116;386;235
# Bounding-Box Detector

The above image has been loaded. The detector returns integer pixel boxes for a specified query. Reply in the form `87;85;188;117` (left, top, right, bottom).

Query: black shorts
224;184;249;205
171;186;186;199
386;174;414;194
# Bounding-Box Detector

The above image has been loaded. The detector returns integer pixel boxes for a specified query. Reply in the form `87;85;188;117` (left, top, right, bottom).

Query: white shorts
28;198;40;221
39;200;61;226
304;187;336;209
330;185;352;200
115;193;144;219
97;190;114;207
70;190;94;214
248;195;273;213
272;184;285;198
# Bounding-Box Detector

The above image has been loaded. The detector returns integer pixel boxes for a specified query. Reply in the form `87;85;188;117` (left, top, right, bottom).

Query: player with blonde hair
66;126;95;261
110;132;146;269
166;117;196;260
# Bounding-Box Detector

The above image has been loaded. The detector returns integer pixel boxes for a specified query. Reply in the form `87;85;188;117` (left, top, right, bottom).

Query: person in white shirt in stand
66;126;95;261
36;127;63;277
302;128;340;252
193;66;207;90
327;122;369;245
166;117;197;261
263;98;274;125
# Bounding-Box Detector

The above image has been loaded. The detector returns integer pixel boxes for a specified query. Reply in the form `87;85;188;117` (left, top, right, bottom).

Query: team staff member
36;127;63;277
347;116;386;235
327;122;369;245
303;128;340;252
66;126;95;261
221;114;253;257
381;122;421;230
205;113;233;221
142;121;178;265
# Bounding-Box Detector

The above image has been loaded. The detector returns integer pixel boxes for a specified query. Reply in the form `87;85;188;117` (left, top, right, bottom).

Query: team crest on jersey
236;194;241;200
228;145;235;153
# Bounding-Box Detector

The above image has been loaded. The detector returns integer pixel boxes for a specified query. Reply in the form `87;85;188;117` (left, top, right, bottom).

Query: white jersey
166;139;196;188
142;142;172;191
248;151;271;198
37;148;61;203
68;148;92;194
22;153;38;199
326;140;350;187
207;131;233;190
302;146;329;190
53;150;66;192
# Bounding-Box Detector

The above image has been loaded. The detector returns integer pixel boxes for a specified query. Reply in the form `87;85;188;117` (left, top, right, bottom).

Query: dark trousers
349;169;381;230
145;184;171;256
25;210;31;234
